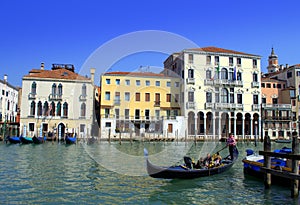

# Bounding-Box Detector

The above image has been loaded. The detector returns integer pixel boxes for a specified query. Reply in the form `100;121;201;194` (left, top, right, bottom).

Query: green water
0;141;298;204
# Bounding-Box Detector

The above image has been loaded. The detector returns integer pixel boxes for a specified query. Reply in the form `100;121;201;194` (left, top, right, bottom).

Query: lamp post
255;120;258;147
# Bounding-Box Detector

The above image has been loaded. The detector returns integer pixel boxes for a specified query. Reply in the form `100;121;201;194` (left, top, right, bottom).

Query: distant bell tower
267;47;279;73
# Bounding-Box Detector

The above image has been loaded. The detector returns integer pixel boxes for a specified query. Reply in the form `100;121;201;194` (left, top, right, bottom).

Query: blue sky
0;0;300;86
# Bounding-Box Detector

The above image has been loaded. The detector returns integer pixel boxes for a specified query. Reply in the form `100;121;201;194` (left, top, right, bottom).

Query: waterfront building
99;71;183;138
0;74;20;137
163;47;262;140
261;77;293;139
20;63;96;139
262;48;300;135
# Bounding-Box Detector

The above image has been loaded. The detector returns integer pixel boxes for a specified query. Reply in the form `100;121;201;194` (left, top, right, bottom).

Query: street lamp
254;120;258;147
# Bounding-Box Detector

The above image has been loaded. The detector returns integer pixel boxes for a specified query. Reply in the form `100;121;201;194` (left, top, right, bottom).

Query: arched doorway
57;123;65;141
188;112;195;135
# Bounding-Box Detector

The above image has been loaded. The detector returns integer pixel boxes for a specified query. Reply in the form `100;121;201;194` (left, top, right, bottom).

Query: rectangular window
230;94;234;103
188;92;194;102
175;94;179;103
287;72;292;78
168;124;173;133
115;92;120;104
273;84;276;88
116;79;120;85
188;54;193;64
125;92;130;101
136;80;140;86
145;80;150;86
215;93;219;103
155;93;160;106
115;108;119;119
135;93;140;101
267;83;271;88
262;98;266;104
253;95;258;104
166;94;171;102
105;122;111;128
125;109;129;119
175;82;179;87
145;109;150;120
237;94;242;104
135;109;140;119
277;84;281;89
206;56;211;65
29;123;35;132
106;79;111;84
145;93;150;102
215;56;219;65
262;83;265;88
206;92;212;103
237;58;241;66
105;92;110;100
155;110;160;119
105;108;110;118
253;59;257;68
155;81;160;86
229;57;233;66
166;81;171;87
125;80;130;85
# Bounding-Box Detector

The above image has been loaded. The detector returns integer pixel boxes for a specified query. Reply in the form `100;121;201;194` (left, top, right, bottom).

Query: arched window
206;70;212;79
52;83;57;95
57;102;61;116
221;68;228;80
43;101;49;116
221;88;229;103
37;101;42;116
81;103;86;117
82;84;87;96
63;102;68;117
50;101;55;116
188;69;194;78
58;84;63;96
30;101;36;116
31;82;37;94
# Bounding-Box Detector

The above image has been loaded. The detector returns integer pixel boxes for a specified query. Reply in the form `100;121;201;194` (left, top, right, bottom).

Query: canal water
0;140;299;204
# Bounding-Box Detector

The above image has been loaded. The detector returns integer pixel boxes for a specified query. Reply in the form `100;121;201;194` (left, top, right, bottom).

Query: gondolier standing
227;133;236;160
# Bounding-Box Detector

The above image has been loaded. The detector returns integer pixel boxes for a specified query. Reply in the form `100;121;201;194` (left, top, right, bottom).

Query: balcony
114;99;121;106
154;101;160;107
186;102;195;109
205;102;214;109
262;104;292;110
186;78;195;84
251;81;260;88
79;94;87;101
204;79;214;85
214;79;243;87
28;93;36;99
49;94;62;101
252;104;260;111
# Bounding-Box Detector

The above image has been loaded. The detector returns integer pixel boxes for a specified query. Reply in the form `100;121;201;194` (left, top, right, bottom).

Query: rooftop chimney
286;64;289;69
90;68;96;85
41;62;45;70
4;74;7;83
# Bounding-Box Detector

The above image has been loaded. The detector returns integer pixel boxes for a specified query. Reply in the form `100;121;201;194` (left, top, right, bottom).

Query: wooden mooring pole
264;135;271;189
291;132;299;198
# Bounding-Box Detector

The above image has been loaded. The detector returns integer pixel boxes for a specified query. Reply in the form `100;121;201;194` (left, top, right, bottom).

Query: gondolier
227;133;236;160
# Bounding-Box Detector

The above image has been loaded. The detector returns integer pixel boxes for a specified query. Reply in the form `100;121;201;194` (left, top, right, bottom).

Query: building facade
261;77;293;139
0;74;19;137
99;71;183;138
20;63;96;139
164;47;262;140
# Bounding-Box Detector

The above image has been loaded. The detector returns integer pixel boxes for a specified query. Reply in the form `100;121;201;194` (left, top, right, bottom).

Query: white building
0;74;19;136
164;47;262;140
20;63;96;139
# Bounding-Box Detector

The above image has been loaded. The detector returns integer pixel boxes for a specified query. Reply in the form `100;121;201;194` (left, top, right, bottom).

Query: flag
216;64;220;73
48;103;53;116
233;66;237;81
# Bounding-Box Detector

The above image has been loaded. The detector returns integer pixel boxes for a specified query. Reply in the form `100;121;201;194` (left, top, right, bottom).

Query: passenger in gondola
227;133;237;160
203;153;212;168
194;157;204;169
212;152;222;166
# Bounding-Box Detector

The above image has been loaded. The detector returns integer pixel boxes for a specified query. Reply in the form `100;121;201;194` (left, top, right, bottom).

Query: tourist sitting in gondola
212;152;222;167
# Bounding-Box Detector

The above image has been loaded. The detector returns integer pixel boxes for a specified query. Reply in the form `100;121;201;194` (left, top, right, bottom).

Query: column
242;116;245;140
204;115;207;139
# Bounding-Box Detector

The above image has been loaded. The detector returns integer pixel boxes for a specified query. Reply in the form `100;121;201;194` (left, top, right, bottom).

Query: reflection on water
0;141;299;204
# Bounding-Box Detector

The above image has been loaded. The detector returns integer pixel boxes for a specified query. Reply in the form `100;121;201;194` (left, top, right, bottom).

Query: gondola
5;136;21;144
274;138;292;143
144;147;239;179
65;134;77;144
32;136;46;144
20;136;33;144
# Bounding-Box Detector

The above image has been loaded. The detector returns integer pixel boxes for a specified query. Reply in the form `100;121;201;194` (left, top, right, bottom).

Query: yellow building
100;71;183;138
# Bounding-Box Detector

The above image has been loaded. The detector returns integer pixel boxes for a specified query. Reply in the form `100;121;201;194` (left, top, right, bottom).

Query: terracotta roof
23;68;89;81
104;71;165;77
187;46;259;57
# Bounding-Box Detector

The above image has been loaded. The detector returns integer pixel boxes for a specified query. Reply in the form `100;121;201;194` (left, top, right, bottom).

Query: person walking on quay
227;133;236;160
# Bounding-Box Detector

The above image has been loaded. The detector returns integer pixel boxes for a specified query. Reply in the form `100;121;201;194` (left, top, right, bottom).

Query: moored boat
5;136;21;144
274;138;292;143
242;147;296;186
20;136;33;144
144;147;239;179
32;136;46;144
65;134;76;144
